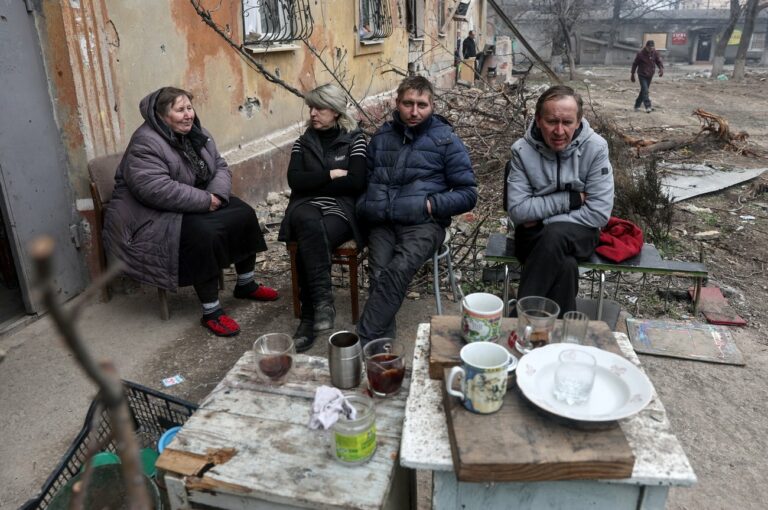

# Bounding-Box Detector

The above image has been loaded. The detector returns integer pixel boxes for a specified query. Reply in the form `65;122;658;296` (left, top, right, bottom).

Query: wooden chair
88;153;175;319
88;153;223;320
287;240;365;323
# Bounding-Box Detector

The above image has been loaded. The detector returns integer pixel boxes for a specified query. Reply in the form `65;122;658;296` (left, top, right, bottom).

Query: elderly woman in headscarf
104;86;278;337
278;84;367;351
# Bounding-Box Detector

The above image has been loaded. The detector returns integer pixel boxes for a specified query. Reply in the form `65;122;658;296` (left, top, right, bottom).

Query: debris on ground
162;374;185;387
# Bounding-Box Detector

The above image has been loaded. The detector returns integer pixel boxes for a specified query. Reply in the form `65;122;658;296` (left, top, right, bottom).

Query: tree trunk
559;17;577;80
712;0;743;77
550;30;564;71
604;0;623;65
732;0;760;81
761;9;768;65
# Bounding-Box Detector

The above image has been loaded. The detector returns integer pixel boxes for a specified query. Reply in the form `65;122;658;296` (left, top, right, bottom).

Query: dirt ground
539;65;768;509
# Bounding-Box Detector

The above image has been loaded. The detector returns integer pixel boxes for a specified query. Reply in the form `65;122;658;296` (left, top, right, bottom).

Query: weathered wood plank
443;366;635;482
402;325;698;488
160;352;409;510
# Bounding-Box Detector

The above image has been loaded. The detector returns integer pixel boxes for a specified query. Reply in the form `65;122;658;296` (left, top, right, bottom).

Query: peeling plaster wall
40;0;474;204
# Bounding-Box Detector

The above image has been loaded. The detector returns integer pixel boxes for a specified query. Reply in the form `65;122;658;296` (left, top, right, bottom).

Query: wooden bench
485;232;708;320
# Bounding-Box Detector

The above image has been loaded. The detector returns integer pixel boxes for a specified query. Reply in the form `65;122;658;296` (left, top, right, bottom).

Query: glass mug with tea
362;338;406;397
514;296;560;354
253;333;296;383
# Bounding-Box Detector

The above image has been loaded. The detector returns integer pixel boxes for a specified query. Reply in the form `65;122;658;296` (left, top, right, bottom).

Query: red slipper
234;284;279;301
201;313;240;337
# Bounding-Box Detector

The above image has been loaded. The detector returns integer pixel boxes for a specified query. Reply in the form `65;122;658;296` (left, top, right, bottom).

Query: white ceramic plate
516;343;653;422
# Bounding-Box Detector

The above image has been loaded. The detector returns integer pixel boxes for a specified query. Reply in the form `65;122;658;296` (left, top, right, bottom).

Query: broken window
243;0;313;45
359;0;393;41
406;0;425;39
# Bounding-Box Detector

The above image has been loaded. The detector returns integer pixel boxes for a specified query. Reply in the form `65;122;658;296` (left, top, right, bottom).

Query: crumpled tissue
308;385;357;430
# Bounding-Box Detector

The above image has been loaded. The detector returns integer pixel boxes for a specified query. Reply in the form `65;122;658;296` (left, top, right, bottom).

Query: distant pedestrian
462;30;478;79
462;30;477;59
631;40;664;113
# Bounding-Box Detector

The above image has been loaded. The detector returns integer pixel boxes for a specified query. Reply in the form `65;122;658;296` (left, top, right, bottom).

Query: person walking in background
507;85;614;316
278;85;367;352
631;40;664;113
356;76;477;345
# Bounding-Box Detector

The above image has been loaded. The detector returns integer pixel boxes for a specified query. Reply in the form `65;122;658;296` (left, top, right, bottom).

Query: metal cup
328;331;362;389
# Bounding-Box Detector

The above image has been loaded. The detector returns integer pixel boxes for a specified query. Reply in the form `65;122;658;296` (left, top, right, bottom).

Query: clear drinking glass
362;338;406;397
553;349;596;405
253;333;295;383
514;296;560;354
562;311;590;344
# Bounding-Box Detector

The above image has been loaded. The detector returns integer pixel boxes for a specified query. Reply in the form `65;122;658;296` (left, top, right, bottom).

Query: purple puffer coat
103;88;231;291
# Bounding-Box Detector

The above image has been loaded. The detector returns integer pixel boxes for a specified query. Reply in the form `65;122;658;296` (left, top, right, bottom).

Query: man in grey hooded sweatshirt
506;85;614;316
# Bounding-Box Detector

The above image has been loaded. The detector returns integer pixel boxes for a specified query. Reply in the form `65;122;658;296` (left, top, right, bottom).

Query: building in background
488;3;766;67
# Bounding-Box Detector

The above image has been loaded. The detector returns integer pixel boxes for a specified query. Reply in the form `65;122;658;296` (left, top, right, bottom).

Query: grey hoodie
506;117;613;229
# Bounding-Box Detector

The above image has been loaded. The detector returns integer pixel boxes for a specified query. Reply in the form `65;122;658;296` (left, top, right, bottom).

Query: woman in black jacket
278;84;367;351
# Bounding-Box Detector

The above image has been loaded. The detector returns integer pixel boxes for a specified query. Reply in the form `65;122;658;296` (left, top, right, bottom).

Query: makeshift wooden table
400;323;697;510
157;351;412;510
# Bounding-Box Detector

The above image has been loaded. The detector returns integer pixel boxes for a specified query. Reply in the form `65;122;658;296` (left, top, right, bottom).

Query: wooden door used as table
400;323;697;510
157;352;412;510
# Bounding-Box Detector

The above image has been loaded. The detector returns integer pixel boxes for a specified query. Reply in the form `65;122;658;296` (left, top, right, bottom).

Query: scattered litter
694;230;720;239
679;204;712;214
689;286;747;326
626;295;638;304
660;164;767;203
627;318;744;365
266;191;281;205
736;225;744;231
717;74;728;81
162;374;185;387
740;215;756;221
407;291;421;299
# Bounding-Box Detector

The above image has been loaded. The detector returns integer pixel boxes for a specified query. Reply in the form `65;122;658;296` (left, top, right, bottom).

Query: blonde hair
304;84;358;132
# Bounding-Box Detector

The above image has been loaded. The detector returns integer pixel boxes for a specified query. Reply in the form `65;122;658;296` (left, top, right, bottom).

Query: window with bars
406;0;424;39
243;0;313;45
749;33;765;51
359;0;393;41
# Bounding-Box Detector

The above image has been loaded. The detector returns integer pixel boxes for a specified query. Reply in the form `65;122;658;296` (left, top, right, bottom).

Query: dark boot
293;320;315;352
313;300;335;333
302;263;335;333
293;287;315;352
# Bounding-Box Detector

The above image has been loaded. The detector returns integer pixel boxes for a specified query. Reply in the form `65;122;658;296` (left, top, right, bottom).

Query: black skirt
178;196;267;286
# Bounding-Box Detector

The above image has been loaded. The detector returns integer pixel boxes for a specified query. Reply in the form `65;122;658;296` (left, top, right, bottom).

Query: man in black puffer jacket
356;76;477;344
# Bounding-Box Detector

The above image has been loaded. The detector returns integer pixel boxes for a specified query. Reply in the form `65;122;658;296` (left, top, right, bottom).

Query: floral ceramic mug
460;292;504;343
446;342;518;414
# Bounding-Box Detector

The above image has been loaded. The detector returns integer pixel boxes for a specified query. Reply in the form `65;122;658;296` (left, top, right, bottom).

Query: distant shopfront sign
672;32;688;45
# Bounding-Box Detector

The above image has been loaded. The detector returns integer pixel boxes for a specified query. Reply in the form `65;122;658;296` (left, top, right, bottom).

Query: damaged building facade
0;0;487;316
489;3;766;67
